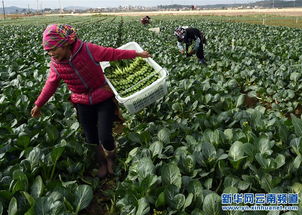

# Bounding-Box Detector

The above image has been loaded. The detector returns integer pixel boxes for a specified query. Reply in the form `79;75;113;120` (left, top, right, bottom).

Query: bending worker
174;26;207;64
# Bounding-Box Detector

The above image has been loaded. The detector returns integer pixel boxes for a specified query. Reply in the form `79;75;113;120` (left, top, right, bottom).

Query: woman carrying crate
31;24;151;178
174;26;207;64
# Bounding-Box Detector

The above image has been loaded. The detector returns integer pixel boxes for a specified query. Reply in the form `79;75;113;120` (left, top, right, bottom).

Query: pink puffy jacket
34;39;137;107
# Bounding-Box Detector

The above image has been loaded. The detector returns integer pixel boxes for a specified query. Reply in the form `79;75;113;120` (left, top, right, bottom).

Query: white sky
4;0;262;9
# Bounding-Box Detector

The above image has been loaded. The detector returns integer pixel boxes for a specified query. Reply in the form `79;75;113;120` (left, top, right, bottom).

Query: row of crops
1;14;302;215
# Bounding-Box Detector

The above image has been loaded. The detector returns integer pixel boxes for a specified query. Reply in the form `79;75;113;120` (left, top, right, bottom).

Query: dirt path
50;8;302;17
102;8;302;16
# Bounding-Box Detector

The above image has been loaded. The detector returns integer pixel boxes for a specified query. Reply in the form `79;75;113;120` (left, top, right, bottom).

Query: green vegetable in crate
105;57;160;97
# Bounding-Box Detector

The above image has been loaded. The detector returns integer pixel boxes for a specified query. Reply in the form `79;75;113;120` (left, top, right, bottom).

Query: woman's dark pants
196;42;205;60
74;99;115;151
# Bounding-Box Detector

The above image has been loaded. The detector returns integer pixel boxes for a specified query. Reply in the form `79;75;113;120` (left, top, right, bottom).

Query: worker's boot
95;145;108;178
106;149;116;175
199;58;207;65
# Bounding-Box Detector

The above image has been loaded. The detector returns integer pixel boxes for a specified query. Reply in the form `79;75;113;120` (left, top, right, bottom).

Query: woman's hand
136;51;151;58
31;105;41;118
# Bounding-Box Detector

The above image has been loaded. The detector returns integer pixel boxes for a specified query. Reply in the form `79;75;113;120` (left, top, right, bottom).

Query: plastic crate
100;42;169;114
148;27;160;33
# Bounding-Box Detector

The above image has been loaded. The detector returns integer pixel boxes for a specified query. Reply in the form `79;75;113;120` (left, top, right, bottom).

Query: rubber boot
199;58;207;65
105;149;116;175
95;145;108;178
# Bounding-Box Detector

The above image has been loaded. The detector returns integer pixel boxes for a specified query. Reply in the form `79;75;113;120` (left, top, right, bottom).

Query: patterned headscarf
174;26;186;40
42;24;77;51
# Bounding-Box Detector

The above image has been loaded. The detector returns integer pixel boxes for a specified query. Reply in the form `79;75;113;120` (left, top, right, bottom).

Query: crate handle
162;68;169;76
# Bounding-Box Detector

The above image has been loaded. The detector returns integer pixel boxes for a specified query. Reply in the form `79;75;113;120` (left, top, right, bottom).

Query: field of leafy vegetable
1;14;302;215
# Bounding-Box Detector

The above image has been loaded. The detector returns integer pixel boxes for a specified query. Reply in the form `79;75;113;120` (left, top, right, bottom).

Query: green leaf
282;212;298;215
184;193;194;209
223;186;238;193
290;138;301;155
60;179;77;188
0;190;13;200
291;182;302;193
128;133;141;143
251;109;265;129
0;202;3;215
149;141;163;158
70;122;80;131
180;155;196;174
202;193;223;215
8;197;18;215
255;153;270;169
260;173;273;192
201;141;216;161
22;191;35;207
278;121;288;143
31;175;44;199
236;94;245;108
74;185;93;213
165;184;179;208
168;193;185;210
204;178;213;190
187;179;203;200
35;197;50;215
185;135;198;145
191;208;204;215
205;94;212;104
125;147;139;164
172;103;182;112
64;198;74;211
10;170;29;194
228;141;246;161
51;147;65;163
291;114;302;137
137;157;155;182
261;45;266;51
217;154;228;161
290;72;301;82
224;129;233;141
161;163;182;189
257;135;273;155
17;135;31;148
207;130;221;146
192;101;198;110
223;176;239;188
24;206;35;215
26;147;42;171
185;96;191;104
238;180;250;191
293;155;302;169
46;126;59;142
135;197;149;215
13;169;28;181
10;179;28;195
157;128;170;143
155;192;166;208
267;211;280;215
274;154;285;169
